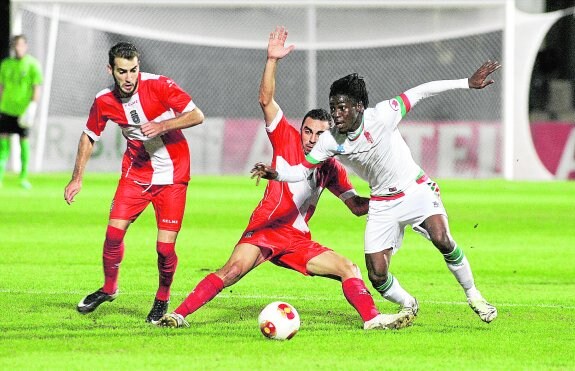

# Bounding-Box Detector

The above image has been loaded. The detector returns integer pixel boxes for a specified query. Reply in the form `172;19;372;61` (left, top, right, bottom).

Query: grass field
1;173;574;370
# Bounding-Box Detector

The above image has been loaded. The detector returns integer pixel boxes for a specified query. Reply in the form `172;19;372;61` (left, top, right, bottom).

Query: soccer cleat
77;288;118;314
158;313;190;328
468;296;498;323
363;312;414;330
146;298;169;324
399;297;419;317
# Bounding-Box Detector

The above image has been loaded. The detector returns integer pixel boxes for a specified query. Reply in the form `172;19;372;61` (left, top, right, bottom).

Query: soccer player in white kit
252;61;501;324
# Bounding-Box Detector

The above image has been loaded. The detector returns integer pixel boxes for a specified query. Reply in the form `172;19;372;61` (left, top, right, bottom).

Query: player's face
329;94;363;134
301;118;330;154
109;57;140;97
13;38;28;59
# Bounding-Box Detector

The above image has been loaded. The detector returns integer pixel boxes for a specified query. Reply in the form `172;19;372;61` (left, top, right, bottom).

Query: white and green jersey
275;78;469;196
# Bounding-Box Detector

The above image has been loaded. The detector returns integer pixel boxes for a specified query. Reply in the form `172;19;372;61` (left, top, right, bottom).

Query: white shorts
364;179;447;255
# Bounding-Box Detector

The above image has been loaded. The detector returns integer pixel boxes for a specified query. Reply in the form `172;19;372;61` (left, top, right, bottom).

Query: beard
113;77;139;98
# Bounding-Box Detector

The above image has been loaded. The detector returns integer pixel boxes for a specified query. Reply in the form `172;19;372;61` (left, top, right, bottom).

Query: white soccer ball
258;301;300;340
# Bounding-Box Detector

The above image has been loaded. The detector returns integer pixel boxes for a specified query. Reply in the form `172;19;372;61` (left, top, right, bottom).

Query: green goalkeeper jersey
0;54;43;116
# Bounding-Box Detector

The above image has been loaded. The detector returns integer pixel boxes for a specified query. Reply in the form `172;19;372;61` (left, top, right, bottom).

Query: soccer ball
258;301;300;340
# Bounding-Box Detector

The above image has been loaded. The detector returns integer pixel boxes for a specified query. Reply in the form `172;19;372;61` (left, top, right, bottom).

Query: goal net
13;1;506;178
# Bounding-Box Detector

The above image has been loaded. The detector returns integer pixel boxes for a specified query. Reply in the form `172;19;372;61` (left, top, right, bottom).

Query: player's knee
156;242;176;257
338;260;361;280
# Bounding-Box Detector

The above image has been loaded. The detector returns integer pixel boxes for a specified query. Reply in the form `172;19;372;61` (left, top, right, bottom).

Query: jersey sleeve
400;79;469;115
159;76;195;113
83;99;107;141
275;130;336;182
324;158;357;201
380;78;470;129
266;108;297;149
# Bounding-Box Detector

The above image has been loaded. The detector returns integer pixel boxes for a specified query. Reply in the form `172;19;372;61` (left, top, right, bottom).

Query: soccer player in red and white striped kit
64;42;204;323
158;27;413;330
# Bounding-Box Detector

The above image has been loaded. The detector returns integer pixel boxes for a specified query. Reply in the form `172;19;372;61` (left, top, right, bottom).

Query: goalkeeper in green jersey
0;35;43;189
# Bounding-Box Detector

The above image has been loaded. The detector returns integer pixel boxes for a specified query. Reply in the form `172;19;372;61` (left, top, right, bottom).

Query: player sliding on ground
252;49;501;324
158;27;413;330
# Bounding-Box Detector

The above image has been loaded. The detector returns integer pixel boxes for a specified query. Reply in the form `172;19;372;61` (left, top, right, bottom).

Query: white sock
375;273;414;307
445;252;480;299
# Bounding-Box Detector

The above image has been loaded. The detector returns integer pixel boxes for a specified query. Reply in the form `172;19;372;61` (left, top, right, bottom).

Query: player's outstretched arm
468;60;501;89
64;132;94;205
259;26;295;124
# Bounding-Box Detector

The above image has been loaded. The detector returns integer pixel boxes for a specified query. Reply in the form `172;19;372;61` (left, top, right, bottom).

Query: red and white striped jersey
84;72;196;185
245;109;357;235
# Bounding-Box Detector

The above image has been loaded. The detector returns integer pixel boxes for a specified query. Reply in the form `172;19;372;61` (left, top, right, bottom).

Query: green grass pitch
1;173;574;370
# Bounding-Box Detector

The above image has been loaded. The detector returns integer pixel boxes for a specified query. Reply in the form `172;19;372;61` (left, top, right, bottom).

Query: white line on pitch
1;288;573;310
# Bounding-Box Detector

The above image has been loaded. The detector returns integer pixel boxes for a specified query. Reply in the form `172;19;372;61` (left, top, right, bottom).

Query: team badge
336;144;345;153
130;110;140;124
389;98;400;111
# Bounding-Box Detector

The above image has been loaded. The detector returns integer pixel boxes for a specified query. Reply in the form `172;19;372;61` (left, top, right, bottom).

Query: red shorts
237;225;331;276
110;178;188;232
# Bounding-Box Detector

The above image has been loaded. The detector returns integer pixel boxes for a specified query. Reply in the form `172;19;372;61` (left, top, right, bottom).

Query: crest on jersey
389;98;400;111
336;144;345;153
130;110;141;124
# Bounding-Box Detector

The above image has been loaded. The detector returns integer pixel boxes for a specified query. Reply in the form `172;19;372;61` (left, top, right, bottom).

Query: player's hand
250;162;278;186
141;121;167;138
267;26;295;61
64;179;82;205
468;60;501;89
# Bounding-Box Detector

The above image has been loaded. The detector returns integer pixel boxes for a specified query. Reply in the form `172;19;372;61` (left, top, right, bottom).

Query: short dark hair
10;34;27;46
301;108;332;129
329;73;369;108
108;42;140;67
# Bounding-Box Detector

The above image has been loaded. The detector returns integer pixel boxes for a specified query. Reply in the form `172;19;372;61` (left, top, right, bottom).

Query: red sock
342;278;379;322
102;225;126;294
156;241;178;301
174;273;224;317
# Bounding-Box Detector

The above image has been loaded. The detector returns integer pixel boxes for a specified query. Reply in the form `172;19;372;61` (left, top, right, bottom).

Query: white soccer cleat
363;312;414;330
468;296;498;323
158;312;190;328
399;297;419;317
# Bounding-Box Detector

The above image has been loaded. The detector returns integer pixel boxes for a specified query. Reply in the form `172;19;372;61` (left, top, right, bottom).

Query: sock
0;137;10;182
102;225;126;294
374;273;414;307
342;278;379;322
174;273;224;318
443;245;480;299
156;241;178;301
19;139;30;180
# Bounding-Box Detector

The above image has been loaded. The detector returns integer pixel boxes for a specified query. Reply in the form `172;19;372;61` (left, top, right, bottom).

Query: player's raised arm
64;132;95;205
259;26;295;125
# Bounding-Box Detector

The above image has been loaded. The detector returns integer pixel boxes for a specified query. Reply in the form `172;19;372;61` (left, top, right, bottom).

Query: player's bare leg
366;250;419;318
422;214;497;323
77;219;130;314
306;251;412;330
159;243;266;328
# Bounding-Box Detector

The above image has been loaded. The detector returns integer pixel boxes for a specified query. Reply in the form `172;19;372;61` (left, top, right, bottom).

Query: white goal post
8;0;568;180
